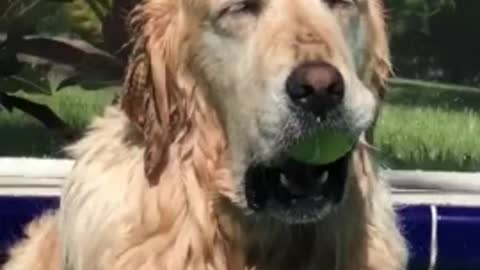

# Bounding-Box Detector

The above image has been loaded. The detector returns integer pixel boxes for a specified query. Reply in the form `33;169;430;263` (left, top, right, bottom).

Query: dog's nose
286;62;344;117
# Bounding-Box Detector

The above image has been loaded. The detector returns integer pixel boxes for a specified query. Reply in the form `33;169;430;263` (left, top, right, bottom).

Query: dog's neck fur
62;103;380;270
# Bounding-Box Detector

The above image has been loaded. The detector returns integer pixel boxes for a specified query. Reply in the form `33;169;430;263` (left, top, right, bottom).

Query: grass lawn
1;84;480;171
376;85;480;171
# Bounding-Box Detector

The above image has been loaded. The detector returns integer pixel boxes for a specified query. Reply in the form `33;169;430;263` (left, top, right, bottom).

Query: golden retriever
3;0;408;269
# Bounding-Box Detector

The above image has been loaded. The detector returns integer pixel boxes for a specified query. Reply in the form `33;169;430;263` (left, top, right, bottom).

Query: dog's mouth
244;151;351;224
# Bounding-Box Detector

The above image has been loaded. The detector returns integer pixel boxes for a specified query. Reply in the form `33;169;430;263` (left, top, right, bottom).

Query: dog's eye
215;0;260;36
218;0;260;17
325;0;356;8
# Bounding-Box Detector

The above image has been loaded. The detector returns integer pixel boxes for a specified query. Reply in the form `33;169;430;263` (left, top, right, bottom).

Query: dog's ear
122;2;186;184
364;0;392;101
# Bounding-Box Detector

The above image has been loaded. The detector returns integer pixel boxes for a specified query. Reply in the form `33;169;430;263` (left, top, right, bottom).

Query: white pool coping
1;157;480;206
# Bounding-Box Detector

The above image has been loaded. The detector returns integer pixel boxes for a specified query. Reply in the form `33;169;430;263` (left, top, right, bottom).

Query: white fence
1;158;480;206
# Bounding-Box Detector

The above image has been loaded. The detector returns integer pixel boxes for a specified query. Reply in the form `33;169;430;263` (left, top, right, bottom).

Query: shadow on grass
387;86;480;113
0;123;68;158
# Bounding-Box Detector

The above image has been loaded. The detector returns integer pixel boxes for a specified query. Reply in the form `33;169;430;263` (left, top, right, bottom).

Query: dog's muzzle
242;61;357;224
244;151;351;224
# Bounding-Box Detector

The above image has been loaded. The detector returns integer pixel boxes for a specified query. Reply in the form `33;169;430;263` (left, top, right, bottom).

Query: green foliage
0;88;114;156
63;0;111;45
0;0;128;142
0;0;126;97
0;65;52;95
388;0;455;35
386;0;480;85
0;35;123;95
0;0;68;34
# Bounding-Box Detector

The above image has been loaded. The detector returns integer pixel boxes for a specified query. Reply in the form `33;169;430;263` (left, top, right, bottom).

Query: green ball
288;130;356;165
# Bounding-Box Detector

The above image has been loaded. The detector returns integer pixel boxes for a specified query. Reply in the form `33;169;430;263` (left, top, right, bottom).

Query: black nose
286;62;344;117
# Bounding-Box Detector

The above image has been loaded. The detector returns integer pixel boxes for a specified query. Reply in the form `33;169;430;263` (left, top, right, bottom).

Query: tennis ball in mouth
288;130;356;165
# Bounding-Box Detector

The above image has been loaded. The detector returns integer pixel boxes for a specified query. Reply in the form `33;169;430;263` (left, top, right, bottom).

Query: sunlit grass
377;105;480;171
1;84;480;171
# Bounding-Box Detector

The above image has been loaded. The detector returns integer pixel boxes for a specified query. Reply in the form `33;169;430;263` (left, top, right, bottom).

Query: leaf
0;0;65;33
1;33;124;93
63;0;107;45
46;0;74;2
16;35;124;76
12;35;124;91
0;92;76;141
0;45;24;77
0;64;52;95
57;73;121;91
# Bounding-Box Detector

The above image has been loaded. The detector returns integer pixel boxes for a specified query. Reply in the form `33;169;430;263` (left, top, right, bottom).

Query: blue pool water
1;196;479;269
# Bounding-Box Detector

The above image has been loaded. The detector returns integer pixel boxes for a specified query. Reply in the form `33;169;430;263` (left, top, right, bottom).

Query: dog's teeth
316;117;321;122
319;172;329;184
280;174;290;188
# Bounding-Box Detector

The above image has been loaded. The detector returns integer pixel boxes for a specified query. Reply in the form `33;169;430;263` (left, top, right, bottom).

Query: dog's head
123;0;390;224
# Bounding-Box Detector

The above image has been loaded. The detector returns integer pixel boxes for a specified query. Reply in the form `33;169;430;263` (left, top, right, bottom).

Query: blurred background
0;0;479;172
